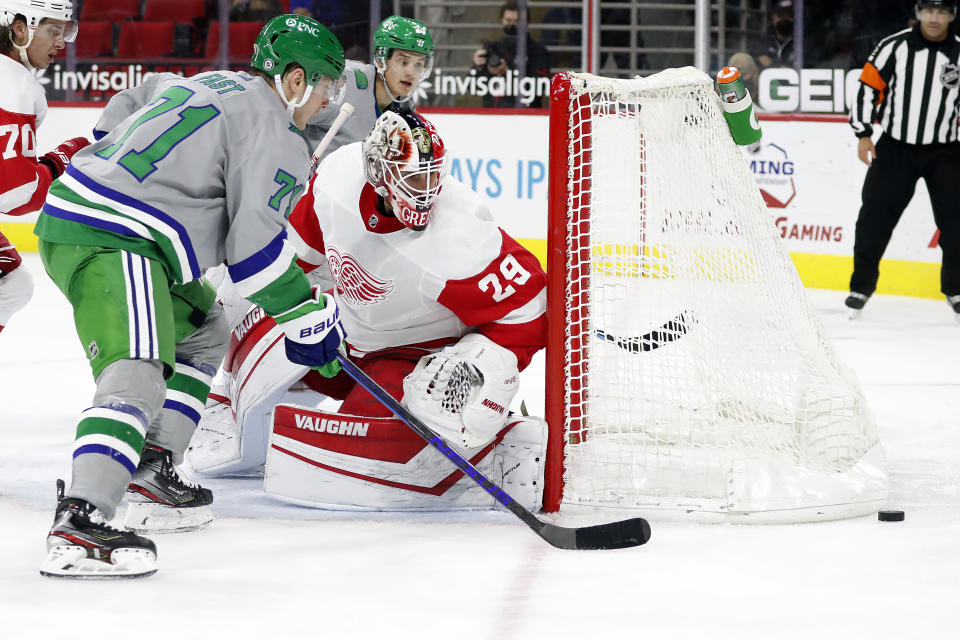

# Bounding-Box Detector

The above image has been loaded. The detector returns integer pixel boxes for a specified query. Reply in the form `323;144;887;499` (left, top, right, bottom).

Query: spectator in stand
344;43;367;63
752;4;795;70
229;0;282;22
288;2;338;22
471;1;550;108
727;51;760;103
541;6;580;69
600;0;647;75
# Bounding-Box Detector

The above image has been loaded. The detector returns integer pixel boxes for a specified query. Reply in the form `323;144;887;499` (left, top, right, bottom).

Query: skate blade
124;502;214;534
847;308;862;320
40;545;157;579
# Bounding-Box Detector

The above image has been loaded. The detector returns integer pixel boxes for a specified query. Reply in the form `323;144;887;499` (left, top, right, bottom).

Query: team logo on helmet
412;128;432;154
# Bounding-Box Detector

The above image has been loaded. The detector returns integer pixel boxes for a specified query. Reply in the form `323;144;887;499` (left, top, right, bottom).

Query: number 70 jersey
289;142;547;370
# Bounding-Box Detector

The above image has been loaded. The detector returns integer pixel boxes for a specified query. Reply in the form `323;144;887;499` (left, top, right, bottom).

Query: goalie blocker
265;405;546;511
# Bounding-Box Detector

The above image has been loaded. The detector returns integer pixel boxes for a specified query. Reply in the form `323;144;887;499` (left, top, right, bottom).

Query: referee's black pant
851;134;960;297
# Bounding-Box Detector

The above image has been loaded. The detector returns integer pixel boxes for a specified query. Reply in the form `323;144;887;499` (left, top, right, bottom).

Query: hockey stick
595;310;694;354
335;348;651;550
308;102;355;175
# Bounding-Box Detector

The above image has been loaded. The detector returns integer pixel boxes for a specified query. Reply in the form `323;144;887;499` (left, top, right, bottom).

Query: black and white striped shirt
850;26;960;145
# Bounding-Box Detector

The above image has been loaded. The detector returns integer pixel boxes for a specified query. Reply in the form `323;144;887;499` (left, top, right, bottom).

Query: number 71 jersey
289;142;547;370
36;71;310;285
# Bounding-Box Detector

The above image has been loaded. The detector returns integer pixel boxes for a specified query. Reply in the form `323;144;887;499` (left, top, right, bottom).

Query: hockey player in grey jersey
35;14;347;579
303;15;434;161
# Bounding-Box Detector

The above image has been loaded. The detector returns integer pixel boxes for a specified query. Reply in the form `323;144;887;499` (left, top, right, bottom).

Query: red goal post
543;69;888;522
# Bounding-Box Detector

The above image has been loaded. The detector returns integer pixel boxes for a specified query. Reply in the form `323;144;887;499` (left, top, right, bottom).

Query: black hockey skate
947;294;960;320
125;445;214;534
845;292;870;319
41;480;158;579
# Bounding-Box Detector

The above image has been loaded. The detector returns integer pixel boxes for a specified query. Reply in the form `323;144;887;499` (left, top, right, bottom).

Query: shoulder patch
354;68;368;90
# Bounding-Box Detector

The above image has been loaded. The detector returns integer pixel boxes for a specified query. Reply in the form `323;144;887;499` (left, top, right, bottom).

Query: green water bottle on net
717;66;762;146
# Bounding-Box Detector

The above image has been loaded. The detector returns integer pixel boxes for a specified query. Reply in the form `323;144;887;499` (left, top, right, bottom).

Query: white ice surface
2;253;959;639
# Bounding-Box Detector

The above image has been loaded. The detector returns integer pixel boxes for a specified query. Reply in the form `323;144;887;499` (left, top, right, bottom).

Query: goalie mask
362;110;448;231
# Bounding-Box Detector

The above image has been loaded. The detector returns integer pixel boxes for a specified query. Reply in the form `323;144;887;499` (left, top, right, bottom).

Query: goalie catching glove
273;289;345;377
402;333;519;449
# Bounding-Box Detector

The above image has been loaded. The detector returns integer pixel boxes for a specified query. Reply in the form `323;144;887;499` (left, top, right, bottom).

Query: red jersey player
0;0;88;335
189;110;549;511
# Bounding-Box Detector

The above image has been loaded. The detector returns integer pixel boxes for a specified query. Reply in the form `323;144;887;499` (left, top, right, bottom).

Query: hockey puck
878;509;905;522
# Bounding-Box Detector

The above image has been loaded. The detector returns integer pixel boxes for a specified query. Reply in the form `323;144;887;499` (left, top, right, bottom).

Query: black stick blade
539;518;651;550
596;310;693;353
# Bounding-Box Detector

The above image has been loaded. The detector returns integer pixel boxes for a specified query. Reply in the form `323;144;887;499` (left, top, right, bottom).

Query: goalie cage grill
543;69;888;522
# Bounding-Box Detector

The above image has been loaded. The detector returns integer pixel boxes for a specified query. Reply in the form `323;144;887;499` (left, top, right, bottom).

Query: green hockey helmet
251;14;346;110
373;15;434;85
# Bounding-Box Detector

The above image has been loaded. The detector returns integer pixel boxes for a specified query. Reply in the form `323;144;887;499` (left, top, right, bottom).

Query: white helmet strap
273;73;314;114
375;58;415;105
5;20;36;70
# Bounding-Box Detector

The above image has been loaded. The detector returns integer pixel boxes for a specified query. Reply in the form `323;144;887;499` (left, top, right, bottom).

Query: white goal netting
547;69;888;522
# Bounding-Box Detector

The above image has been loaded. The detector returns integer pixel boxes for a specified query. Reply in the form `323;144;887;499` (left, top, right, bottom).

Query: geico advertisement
10;107;944;266
758;68;863;113
750;119;941;263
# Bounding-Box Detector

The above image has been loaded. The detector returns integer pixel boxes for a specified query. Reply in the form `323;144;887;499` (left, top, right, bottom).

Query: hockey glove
273;290;345;377
403;333;520;449
38;136;90;179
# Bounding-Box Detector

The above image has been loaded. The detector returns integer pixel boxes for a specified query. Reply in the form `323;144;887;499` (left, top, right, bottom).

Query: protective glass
313;73;347;105
35;20;78;43
379;50;434;82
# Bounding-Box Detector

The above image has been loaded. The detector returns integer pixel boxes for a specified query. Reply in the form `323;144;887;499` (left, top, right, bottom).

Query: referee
847;0;960;316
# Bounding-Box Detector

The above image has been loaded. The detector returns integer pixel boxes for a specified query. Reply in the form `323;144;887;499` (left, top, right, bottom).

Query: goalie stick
308;102;355;175
335;349;651;550
596;310;694;353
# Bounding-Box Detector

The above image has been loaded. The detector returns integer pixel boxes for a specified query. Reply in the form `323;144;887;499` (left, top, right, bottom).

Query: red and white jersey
288;142;547;369
0;53;51;216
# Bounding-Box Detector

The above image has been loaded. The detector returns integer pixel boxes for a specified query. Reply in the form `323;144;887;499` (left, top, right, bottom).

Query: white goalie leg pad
402;333;520;449
186;306;309;476
265;405;546;512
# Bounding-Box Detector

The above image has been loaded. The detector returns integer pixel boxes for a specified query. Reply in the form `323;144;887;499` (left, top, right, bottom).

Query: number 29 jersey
288;142;547;370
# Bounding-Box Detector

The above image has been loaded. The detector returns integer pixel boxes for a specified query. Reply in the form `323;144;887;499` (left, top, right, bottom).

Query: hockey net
544;69;888;522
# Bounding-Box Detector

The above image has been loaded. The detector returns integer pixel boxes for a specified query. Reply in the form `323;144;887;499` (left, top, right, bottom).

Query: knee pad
0;266;34;324
177;299;231;370
93;359;168;426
